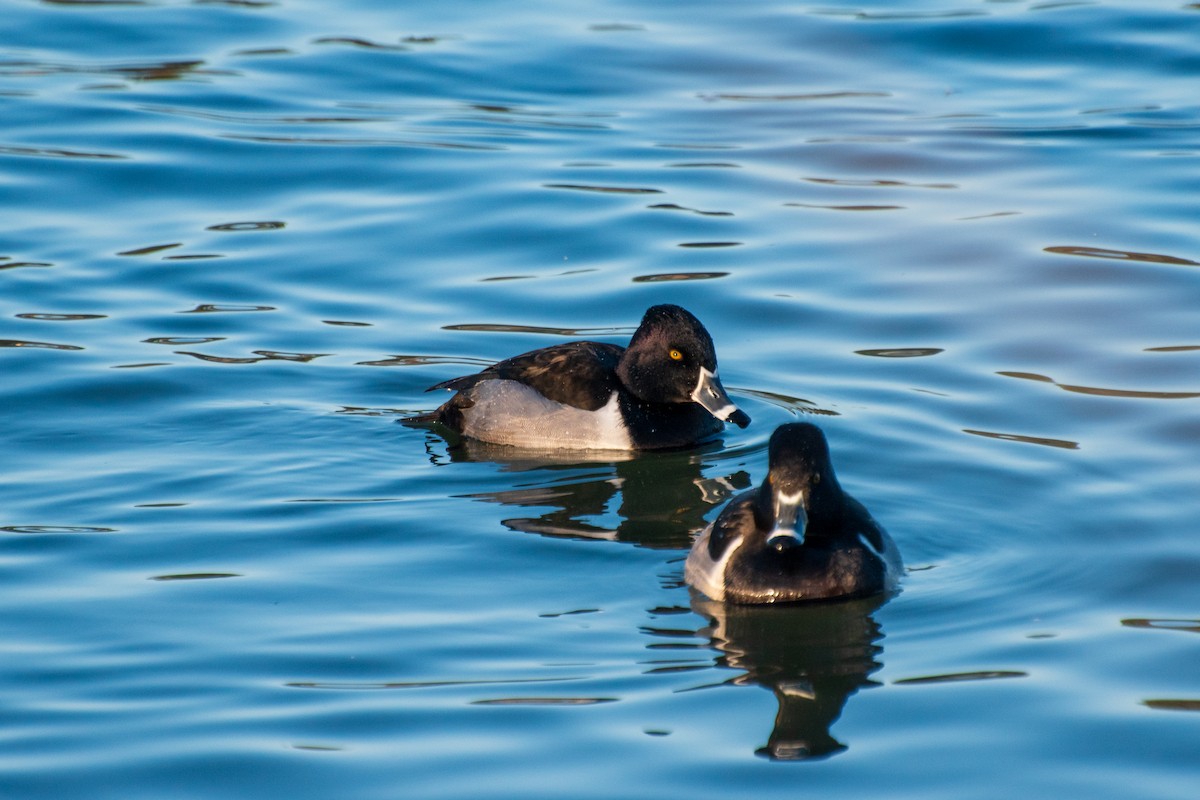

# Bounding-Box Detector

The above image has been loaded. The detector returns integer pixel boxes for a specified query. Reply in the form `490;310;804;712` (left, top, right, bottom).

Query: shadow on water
413;427;753;549
686;594;888;762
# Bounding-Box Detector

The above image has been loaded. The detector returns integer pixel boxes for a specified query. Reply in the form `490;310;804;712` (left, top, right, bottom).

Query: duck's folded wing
428;341;624;411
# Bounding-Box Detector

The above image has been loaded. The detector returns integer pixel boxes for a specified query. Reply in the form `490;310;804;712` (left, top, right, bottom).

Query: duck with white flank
416;304;750;451
686;422;901;604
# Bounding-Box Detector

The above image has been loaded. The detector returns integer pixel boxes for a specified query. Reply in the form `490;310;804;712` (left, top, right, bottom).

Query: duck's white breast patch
460;380;633;451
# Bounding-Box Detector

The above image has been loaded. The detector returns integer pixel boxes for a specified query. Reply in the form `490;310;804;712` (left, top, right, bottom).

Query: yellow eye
668;349;683;361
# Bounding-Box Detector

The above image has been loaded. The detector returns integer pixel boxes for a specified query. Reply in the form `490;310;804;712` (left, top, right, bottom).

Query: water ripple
894;671;1028;686
356;354;495;368
144;336;226;345
963;429;1080;450
632;272;730;282
286;677;581;691
1142;699;1200;712
0;144;125;159
0;57;223;81
785;202;904;212
700;91;891;102
443;323;629;336
1045;245;1200;267
1;525;117;534
805;177;957;190
0;259;53;270
998;371;1200;400
174;350;328;364
311;36;412;52
470;697;616;706
150;573;241;582
856;348;944;358
207;221;286;232
223;134;505;151
0;338;83;350
647;203;733;217
543;183;663;194
179;304;276;314
1121;618;1200;635
117;243;184;257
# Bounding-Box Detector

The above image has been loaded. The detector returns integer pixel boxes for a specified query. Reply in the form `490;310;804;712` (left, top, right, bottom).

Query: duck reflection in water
689;594;888;761
416;431;751;549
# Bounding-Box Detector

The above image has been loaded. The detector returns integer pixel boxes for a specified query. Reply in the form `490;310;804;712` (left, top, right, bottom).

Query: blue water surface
2;0;1199;797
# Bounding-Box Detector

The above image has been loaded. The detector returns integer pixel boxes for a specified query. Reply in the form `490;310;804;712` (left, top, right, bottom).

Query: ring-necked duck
413;304;750;450
686;422;901;604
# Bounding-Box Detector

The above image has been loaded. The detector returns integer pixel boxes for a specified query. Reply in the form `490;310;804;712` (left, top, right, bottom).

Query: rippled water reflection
3;0;1199;798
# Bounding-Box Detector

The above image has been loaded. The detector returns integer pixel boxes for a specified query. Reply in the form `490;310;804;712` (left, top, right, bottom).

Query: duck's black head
753;422;843;551
616;304;750;428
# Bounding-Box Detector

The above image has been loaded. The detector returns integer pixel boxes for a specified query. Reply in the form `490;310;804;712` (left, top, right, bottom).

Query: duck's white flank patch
684;524;744;602
460;381;633;451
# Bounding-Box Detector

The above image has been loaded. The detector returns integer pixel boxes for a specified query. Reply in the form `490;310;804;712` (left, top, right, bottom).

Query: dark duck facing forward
415;304;750;451
686;422;901;604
